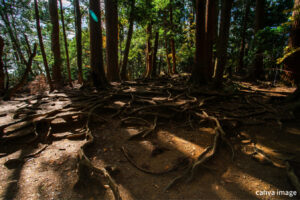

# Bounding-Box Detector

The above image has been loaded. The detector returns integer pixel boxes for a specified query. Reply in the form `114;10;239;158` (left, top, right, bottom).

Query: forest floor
0;74;300;200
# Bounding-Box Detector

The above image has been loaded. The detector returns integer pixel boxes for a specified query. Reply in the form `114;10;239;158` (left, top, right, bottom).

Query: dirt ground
0;77;300;200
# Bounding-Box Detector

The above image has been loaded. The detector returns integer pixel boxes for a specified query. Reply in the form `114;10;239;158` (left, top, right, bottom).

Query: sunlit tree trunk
49;0;62;88
59;0;72;86
214;0;233;86
151;32;159;77
237;0;250;74
190;0;208;85
121;0;135;81
105;0;119;81
89;0;107;88
34;0;53;91
253;0;265;80
74;0;83;84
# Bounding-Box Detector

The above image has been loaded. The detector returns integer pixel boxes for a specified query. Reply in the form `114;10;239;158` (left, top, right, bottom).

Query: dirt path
0;77;299;200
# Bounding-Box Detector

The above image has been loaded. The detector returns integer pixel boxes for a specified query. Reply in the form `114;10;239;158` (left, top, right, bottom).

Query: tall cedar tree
214;0;233;86
49;0;62;87
0;36;4;94
253;0;265;80
170;0;177;74
105;0;119;81
151;32;159;77
145;23;153;78
74;0;83;84
120;0;135;81
89;0;107;88
59;0;72;86
191;0;208;84
206;0;218;80
164;30;172;74
284;0;300;96
237;0;251;74
34;0;53;91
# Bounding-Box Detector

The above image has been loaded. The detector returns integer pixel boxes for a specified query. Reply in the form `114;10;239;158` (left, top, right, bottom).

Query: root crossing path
1;76;300;200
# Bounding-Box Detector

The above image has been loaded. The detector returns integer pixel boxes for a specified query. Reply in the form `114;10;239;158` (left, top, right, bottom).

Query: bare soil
0;76;300;200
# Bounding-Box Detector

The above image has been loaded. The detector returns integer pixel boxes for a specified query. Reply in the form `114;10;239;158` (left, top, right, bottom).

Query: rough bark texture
206;0;217;80
49;0;62;87
145;23;153;79
284;0;300;95
191;0;207;85
151;32;159;77
237;0;250;74
0;36;4;94
105;0;119;81
34;0;53;91
59;0;72;86
214;0;233;86
89;0;107;89
74;0;83;84
120;0;135;81
253;0;265;80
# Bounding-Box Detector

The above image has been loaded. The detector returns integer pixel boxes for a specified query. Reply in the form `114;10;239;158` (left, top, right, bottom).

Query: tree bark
105;0;119;81
206;0;218;80
237;0;250;74
170;0;177;74
284;0;300;96
151;32;159;77
253;0;265;80
214;0;233;86
49;0;62;88
74;0;83;84
190;0;208;85
145;23;153;78
0;36;4;94
4;44;37;100
120;0;135;81
59;0;72;86
89;0;108;89
34;0;53;91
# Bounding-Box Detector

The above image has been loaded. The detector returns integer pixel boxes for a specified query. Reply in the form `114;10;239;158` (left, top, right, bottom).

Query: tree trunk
170;0;177;74
59;0;72;86
120;0;135;81
4;44;37;100
214;0;233;86
284;0;300;96
237;0;250;74
0;36;4;94
206;0;218;80
145;23;153;78
151;32;159;77
49;0;62;88
74;0;83;84
89;0;108;88
105;0;119;81
190;0;208;85
253;0;265;80
34;0;53;91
